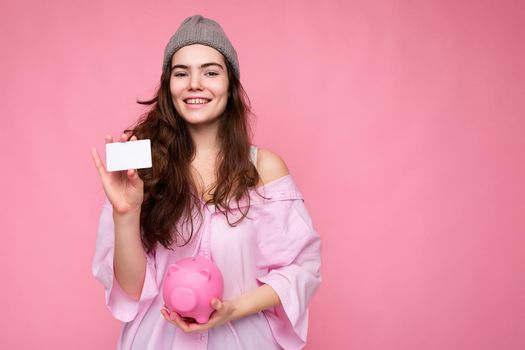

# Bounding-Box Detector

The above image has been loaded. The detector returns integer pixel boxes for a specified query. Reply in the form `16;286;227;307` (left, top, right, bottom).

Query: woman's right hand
91;133;145;215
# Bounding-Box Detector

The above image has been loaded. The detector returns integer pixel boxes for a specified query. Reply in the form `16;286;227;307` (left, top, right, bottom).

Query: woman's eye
174;72;187;77
206;71;219;76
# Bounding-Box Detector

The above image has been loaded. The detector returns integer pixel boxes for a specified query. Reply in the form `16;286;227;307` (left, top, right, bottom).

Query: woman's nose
189;73;203;90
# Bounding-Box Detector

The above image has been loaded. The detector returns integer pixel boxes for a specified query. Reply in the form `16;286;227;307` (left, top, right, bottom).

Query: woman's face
170;44;230;127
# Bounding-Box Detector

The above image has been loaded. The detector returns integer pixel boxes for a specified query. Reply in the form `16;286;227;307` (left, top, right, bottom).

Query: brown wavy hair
124;57;263;254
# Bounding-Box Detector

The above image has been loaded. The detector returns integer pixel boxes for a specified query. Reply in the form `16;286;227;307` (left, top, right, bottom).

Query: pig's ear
168;264;181;277
198;268;211;281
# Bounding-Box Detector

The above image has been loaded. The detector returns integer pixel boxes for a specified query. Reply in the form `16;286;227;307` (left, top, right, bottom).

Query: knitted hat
163;15;240;79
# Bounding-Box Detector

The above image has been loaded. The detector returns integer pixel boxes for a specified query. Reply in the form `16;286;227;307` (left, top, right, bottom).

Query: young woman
91;14;321;350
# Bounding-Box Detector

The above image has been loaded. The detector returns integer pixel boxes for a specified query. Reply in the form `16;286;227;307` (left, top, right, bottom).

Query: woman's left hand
161;298;236;332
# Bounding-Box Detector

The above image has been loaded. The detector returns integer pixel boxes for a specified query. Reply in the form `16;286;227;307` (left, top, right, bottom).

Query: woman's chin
182;116;221;127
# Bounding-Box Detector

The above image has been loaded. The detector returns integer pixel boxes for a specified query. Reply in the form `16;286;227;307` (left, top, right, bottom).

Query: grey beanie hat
163;15;240;79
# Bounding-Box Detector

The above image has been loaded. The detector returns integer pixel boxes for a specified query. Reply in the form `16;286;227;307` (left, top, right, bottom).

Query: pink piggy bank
162;256;224;324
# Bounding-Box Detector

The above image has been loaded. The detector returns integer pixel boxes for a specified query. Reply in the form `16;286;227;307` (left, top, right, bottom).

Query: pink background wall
2;0;524;349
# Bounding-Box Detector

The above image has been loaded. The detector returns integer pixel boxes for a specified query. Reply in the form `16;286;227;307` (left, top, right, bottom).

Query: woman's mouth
183;98;211;109
184;98;210;104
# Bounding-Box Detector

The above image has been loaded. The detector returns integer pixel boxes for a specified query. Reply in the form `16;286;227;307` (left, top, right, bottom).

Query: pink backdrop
2;0;524;349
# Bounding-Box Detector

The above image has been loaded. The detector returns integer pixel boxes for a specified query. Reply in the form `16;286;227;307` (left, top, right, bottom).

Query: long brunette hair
124;57;261;254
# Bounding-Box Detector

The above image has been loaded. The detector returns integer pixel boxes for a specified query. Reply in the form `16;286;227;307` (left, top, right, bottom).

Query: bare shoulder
256;148;290;186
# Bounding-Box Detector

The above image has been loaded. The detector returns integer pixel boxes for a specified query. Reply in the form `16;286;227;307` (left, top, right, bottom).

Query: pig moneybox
162;256;224;324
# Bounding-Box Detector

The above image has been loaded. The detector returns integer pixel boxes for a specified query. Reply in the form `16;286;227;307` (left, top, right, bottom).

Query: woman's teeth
185;98;210;104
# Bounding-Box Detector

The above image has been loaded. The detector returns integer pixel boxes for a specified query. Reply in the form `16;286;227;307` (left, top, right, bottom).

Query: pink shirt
92;146;322;350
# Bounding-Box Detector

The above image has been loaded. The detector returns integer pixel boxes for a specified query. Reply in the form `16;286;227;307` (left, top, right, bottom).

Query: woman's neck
187;120;222;202
187;120;221;157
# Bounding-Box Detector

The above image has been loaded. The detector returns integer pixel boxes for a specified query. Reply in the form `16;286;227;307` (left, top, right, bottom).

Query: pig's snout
170;288;197;312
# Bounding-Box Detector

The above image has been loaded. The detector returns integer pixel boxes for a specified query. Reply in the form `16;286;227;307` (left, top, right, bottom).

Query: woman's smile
183;98;212;109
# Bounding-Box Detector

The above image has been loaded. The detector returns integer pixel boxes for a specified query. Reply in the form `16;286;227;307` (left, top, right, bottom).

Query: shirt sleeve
91;197;159;322
255;198;322;350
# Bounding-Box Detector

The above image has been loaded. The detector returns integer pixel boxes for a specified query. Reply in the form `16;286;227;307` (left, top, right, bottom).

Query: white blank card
106;139;152;172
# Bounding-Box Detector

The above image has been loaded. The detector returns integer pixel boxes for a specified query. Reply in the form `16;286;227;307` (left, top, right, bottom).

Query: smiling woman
170;44;230;126
91;14;321;350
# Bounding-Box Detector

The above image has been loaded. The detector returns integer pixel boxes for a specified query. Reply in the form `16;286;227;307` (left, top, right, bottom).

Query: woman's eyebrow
171;62;224;71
